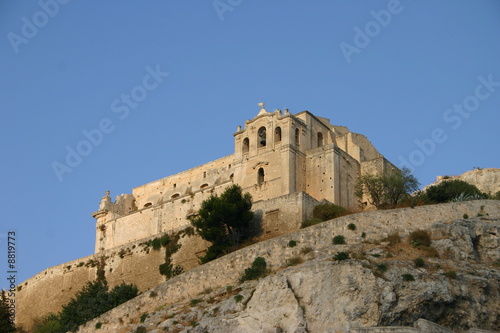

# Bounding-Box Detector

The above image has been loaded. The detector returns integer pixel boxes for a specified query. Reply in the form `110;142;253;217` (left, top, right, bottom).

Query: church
92;104;396;252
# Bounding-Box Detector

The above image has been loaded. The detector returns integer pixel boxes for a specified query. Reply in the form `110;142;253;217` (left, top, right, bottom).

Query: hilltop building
92;104;397;252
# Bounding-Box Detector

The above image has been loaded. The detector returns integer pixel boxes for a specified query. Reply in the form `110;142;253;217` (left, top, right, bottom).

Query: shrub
383;232;401;246
234;294;244;303
149;291;158;298
421;246;439;258
300;246;313;255
313;203;348;221
190;299;202;307
240;257;267;282
301;217;323;228
135;327;146;333
288;240;297;247
160;234;171;247
95;322;102;329
332;235;346;245
463;213;469;219
376;263;388;272
159;262;184;279
57;280;138;332
140;313;148;323
347;223;357;231
333;252;349;261
402;274;415;281
361;232;366;239
414;257;425;268
286;256;303;266
409;230;431;247
444;271;457;279
425;179;484;203
151;237;162;251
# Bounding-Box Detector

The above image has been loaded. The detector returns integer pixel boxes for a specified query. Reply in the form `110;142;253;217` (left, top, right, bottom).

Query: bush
301;217;324;228
140;313;148;323
376;263;388;272
300;246;313;255
313;203;348;221
347;223;357;231
234;294;244;303
95;322;102;329
409;230;431;247
414;257;425;268
333;252;349;261
57;280;138;332
286;256;303;266
135;327;147;333
383;232;401;246
332;235;346;245
190;299;202;307
361;232;366;239
288;240;297;247
402;273;415;281
444;271;457;279
159;262;184;279
425;180;484;203
240;257;267;282
463;213;469;219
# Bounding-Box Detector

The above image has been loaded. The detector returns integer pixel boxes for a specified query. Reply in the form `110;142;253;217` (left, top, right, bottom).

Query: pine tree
0;289;16;333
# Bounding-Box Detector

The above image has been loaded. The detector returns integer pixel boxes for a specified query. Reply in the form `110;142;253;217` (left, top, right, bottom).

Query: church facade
92;105;396;252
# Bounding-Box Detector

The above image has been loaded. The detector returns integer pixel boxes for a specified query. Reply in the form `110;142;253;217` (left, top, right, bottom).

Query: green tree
191;184;254;263
58;280;138;332
355;167;419;208
32;314;63;333
384;167;419;206
313;203;347;221
355;174;386;208
0;290;16;333
425;179;484;203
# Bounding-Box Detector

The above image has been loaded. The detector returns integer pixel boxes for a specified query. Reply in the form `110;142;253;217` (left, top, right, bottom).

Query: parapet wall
76;200;500;332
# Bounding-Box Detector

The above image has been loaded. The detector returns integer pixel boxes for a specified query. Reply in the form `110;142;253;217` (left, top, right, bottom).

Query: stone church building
92;105;396;253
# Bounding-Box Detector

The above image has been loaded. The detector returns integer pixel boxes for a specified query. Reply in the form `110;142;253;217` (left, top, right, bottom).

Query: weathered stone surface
76;210;500;332
432;168;500;195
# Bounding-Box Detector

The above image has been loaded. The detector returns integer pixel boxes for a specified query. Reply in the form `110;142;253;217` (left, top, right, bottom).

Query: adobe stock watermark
339;0;411;64
7;0;71;54
398;74;499;172
51;64;170;182
213;0;243;21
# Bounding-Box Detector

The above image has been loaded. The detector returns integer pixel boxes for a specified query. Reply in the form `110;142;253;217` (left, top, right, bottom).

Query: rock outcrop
77;210;500;333
433;168;500;195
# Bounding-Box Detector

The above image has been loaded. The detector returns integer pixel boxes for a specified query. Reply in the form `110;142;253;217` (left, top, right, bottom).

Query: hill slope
77;201;500;333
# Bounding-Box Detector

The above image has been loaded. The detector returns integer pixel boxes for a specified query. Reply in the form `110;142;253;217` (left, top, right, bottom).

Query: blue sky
1;1;499;285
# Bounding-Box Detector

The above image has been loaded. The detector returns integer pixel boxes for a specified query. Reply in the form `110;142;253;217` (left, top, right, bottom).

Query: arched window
317;132;323;147
275;126;282;142
295;128;300;146
258;127;266;147
242;137;249;153
258;168;265;185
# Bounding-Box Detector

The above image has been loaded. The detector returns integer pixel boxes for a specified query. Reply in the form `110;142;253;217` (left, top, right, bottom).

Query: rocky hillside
432;168;500;195
76;201;500;333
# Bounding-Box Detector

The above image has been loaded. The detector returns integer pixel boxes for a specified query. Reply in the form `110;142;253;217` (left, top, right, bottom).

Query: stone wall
74;200;500;332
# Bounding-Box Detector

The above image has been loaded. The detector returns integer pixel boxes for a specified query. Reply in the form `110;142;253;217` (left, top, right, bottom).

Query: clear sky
1;1;499;285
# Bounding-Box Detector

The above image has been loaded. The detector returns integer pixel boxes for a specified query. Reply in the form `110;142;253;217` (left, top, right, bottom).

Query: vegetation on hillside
0;290;16;333
32;276;138;333
302;203;350;228
355;167;419;209
191;184;254;263
424;179;486;203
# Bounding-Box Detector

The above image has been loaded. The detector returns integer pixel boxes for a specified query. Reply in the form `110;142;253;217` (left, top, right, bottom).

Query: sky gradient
1;1;499;285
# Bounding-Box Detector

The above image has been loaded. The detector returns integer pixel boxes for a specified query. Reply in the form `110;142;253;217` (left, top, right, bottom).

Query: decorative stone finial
257;102;267;115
